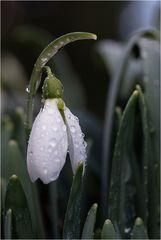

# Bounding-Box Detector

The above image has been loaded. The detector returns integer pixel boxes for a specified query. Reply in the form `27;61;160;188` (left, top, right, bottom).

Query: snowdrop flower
27;67;87;184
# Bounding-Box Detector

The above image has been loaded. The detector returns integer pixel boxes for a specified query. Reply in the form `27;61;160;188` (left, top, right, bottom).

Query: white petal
27;99;68;184
64;107;87;173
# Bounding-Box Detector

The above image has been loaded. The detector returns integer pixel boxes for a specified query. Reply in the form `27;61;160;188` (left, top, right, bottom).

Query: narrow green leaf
101;219;116;239
131;218;149;239
81;203;98;239
14;107;26;156
26;32;97;135
4;209;12;239
1;178;7;211
5;175;34;239
136;84;160;238
1;115;14;161
63;161;84;239
109;90;140;237
2;140;45;238
100;28;158;218
115;106;122;130
49;181;60;239
137;37;160;238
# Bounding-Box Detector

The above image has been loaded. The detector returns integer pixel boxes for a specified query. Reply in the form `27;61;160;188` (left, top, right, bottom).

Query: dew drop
55;158;60;162
47;108;53;114
48;147;52;153
124;227;131;234
56;117;61;123
41;57;47;62
50;139;56;148
142;51;148;59
83;142;87;148
30;151;33;156
62;125;67;131
42;125;46;130
52;126;57;131
26;86;30;93
54;150;58;155
70;126;76;133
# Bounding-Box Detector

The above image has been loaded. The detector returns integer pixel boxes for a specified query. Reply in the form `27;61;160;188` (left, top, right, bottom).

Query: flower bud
42;67;63;99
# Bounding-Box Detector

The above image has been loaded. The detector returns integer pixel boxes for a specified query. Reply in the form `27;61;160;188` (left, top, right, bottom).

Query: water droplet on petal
54;150;58;155
47;108;53;114
42;125;46;130
52;126;57;131
83;142;87;148
62;125;66;131
50;139;56;148
56;117;61;123
30;151;33;156
55;158;60;162
70;126;76;133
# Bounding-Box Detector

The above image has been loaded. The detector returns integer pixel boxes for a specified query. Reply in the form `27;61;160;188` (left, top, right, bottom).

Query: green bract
42;67;63;99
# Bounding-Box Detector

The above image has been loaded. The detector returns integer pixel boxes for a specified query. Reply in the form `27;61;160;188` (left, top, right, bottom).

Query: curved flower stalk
25;32;97;136
27;67;87;184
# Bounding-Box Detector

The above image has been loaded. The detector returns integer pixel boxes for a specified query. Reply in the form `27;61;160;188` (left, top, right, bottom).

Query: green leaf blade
131;217;149;239
4;209;12;239
5;175;34;239
63;162;84;239
101;219;116;239
108;90;140;237
81;203;98;239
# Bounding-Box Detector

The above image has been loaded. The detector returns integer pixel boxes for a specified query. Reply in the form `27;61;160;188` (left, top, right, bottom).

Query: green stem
25;32;97;138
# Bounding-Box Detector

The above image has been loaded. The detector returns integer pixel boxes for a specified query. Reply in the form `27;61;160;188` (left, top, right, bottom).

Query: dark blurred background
2;1;159;119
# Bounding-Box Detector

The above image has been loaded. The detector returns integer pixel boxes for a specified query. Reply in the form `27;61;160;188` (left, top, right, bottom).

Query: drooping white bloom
27;98;87;184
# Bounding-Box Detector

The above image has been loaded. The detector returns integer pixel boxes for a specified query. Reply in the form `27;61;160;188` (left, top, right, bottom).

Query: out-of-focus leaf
5;175;34;239
81;203;98;239
1;54;27;112
1;178;7;212
138;37;159;165
136;83;159;238
48;181;59;239
115;106;122;131
63;162;84;239
131;218;149;239
2;140;45;238
101;219;116;239
1;115;14;160
97;29;159;218
109;90;141;237
13;107;26;156
4;209;12;239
